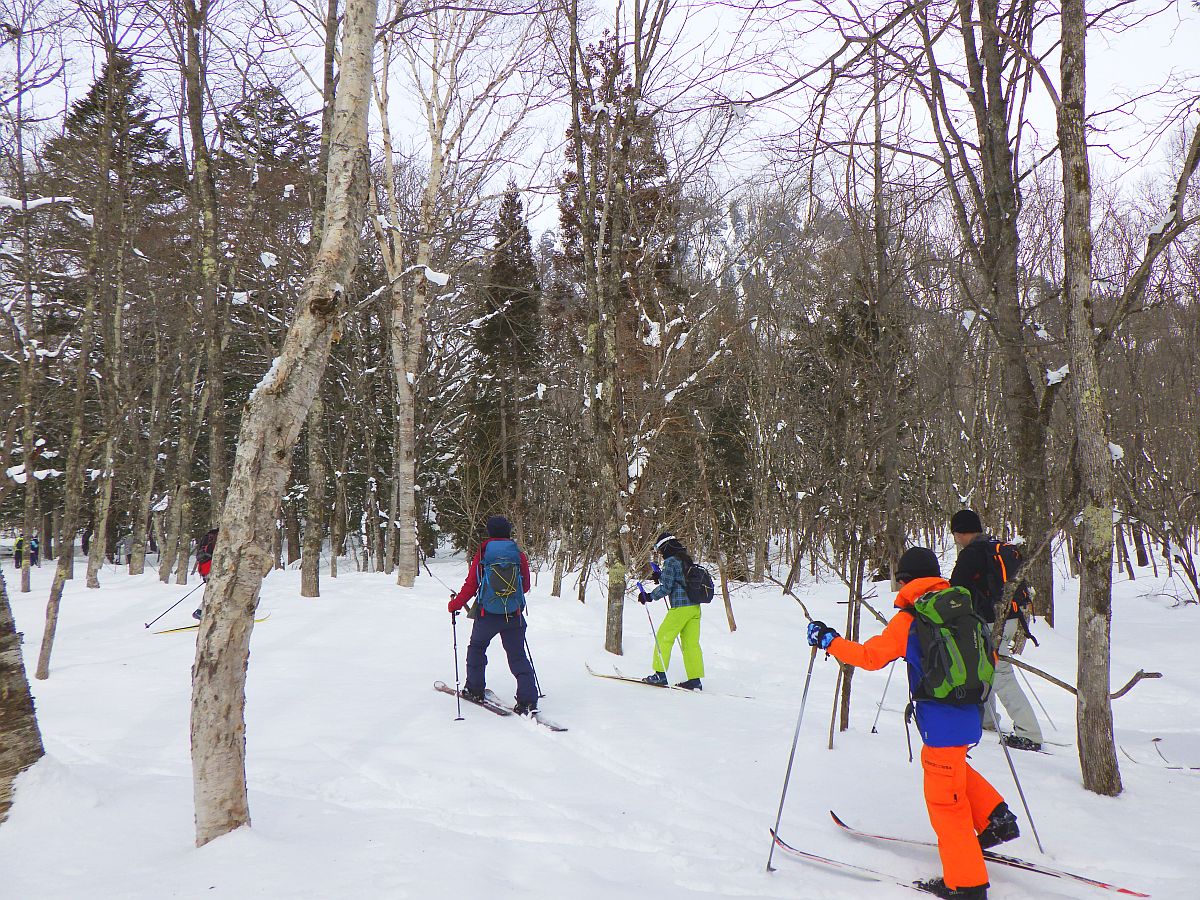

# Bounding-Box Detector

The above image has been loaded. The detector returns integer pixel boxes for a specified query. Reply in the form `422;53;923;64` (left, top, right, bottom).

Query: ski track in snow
1;556;1197;899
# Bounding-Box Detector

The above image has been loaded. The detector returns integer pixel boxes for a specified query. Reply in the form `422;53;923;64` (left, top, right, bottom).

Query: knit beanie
950;509;983;534
486;515;513;539
896;547;941;581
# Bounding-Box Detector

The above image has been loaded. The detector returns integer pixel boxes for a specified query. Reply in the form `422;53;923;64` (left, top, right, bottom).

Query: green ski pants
652;605;704;679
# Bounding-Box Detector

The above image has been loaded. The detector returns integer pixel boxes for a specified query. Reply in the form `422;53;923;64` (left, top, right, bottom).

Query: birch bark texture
1059;0;1122;796
189;0;376;847
0;571;44;824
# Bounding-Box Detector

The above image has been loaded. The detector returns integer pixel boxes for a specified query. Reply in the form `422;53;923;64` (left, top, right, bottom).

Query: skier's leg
963;762;1006;833
982;691;1000;731
465;616;497;694
993;618;1042;742
499;616;537;704
921;745;990;891
678;607;705;679
652;607;688;674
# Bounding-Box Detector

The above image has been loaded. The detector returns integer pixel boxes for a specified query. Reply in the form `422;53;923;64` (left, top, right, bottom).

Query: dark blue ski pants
465;612;537;704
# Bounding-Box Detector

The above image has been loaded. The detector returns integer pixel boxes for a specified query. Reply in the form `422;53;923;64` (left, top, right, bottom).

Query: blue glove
650;561;661;584
807;621;839;650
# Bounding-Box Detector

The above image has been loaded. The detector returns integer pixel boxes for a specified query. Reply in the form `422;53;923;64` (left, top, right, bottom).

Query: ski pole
523;626;544;698
638;580;673;672
870;661;897;734
423;559;455;594
637;580;658;639
987;705;1044;853
144;581;205;628
450;607;464;722
1016;665;1057;731
766;645;820;872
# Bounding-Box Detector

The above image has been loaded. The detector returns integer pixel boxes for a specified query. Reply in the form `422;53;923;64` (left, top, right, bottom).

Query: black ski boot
460;686;485;703
675;678;702;691
513;700;539;716
978;801;1020;849
641;672;668;686
1002;734;1042;752
913;876;988;899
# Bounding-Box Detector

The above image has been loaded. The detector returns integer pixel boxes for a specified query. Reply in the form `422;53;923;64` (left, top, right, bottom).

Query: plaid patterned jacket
649;555;695;608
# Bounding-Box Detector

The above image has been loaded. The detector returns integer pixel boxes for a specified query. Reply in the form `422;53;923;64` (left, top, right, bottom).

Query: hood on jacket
894;576;951;609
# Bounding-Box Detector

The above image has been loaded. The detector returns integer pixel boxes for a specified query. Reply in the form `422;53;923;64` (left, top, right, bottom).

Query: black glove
638;591;653;604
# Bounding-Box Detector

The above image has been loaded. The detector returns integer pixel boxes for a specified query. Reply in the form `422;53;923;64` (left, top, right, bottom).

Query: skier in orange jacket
805;547;1019;900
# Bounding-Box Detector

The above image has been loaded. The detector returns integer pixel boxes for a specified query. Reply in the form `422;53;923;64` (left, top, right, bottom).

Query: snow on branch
1045;364;1069;386
422;266;450;286
664;342;731;405
0;194;74;211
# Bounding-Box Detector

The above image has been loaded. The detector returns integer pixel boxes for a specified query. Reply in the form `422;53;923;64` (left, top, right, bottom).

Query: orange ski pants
921;745;1004;890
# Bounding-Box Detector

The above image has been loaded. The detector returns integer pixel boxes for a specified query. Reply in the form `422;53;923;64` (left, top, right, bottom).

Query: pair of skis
153;613;272;634
584;664;754;699
433;681;567;732
770;811;1149;897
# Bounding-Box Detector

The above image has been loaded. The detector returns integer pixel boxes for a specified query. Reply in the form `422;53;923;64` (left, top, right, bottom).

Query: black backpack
197;529;218;564
684;563;715;604
905;586;995;704
991;540;1032;609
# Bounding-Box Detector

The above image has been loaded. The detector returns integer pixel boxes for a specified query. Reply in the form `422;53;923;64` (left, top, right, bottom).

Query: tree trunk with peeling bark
86;438;116;588
182;0;228;519
189;0;376;847
0;572;43;824
300;397;326;597
35;37;113;677
1059;0;1121;797
129;349;167;575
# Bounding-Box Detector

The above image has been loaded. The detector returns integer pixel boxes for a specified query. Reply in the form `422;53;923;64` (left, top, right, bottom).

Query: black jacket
950;535;1001;623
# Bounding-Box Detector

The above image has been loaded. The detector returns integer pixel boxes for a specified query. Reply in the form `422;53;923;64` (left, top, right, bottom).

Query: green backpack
907;586;995;704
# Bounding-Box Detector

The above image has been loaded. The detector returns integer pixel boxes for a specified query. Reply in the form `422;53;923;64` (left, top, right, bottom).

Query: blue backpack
476;539;526;615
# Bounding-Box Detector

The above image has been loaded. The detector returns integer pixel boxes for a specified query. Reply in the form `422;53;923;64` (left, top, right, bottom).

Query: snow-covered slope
2;553;1197;899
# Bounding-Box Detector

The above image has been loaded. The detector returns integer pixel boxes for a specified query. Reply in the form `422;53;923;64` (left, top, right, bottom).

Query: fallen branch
999;655;1162;700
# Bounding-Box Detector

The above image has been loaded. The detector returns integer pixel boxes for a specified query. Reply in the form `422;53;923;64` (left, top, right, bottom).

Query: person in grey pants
949;510;1044;752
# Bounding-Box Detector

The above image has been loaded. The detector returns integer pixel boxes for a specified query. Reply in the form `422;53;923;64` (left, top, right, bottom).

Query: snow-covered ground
2;551;1197;899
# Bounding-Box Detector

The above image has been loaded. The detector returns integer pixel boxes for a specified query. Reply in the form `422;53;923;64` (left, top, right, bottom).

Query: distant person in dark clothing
949;509;1042;751
192;528;219;620
195;528;219;580
29;537;39;566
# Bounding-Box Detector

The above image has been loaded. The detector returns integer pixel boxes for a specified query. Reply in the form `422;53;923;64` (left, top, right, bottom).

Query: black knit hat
896;547;941;581
486;515;513;538
950;509;983;534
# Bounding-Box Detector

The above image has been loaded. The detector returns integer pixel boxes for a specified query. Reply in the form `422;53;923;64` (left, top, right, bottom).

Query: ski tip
829;810;849;828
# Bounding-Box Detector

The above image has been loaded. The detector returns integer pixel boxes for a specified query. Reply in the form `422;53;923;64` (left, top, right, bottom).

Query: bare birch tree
189;0;375;846
372;0;552;586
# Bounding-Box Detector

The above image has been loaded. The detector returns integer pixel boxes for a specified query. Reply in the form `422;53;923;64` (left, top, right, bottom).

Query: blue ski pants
465;612;537;704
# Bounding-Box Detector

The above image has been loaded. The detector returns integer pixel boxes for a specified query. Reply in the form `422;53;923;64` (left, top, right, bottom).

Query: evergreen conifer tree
43;51;181;202
460;184;541;536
